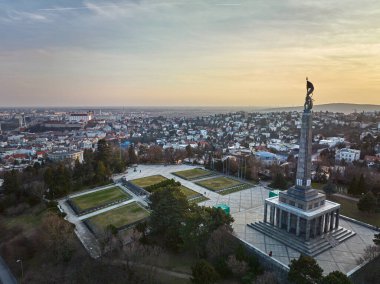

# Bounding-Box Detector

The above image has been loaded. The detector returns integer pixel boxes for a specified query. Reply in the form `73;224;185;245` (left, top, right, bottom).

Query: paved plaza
122;165;377;275
60;164;377;275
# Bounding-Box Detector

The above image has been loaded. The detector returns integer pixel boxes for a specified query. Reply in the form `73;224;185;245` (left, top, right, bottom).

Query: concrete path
0;256;17;284
333;193;359;202
112;260;191;280
58;197;101;258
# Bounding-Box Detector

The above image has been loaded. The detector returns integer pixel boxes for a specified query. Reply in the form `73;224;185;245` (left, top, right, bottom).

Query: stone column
335;209;339;229
324;213;330;233
264;203;268;223
287;212;291;232
313;218;318;237
279;209;283;229
270;205;274;225
295;111;313;190
275;208;279;227
296;216;300;237
305;219;311;241
329;211;334;231
319;215;324;235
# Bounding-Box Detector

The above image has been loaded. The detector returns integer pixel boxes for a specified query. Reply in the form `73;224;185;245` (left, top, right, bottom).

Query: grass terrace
70;186;131;214
178;185;199;198
196;176;243;192
328;195;380;227
130;175;168;188
218;184;252;195
131;175;202;200
172;168;213;180
86;202;150;234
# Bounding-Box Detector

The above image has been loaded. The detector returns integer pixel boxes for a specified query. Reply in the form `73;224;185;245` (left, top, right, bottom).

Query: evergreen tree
128;145;138;164
357;174;367;194
288;255;323;284
357;192;377;213
149;186;189;250
321;271;352;284
347;177;358;195
186;144;193;159
323;180;336;197
97;139;111;165
269;173;288;190
2;170;21;195
191;259;219;284
95;161;110;183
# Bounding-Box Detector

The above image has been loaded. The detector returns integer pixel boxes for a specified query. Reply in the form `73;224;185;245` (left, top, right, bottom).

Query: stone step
249;223;328;256
248;222;331;256
258;221;329;249
335;229;356;242
338;231;356;244
247;222;356;257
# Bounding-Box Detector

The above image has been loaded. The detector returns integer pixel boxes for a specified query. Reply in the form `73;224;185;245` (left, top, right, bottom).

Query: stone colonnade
263;203;340;241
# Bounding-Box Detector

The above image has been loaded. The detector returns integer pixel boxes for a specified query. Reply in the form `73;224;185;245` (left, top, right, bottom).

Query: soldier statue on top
304;78;314;112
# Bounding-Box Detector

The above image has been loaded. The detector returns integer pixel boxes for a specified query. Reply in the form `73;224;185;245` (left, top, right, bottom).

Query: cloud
83;1;133;18
6;10;49;22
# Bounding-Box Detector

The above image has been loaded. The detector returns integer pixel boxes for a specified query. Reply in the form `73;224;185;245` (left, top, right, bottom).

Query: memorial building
250;80;355;256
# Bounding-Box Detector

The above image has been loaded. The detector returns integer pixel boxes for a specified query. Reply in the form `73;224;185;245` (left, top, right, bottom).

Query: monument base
249;195;355;256
263;196;342;240
248;221;356;257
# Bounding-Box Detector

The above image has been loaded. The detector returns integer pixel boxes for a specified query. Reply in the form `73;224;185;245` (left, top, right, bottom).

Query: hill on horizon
262;103;380;114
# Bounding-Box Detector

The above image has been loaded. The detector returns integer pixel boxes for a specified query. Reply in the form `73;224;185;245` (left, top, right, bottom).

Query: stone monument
249;79;355;256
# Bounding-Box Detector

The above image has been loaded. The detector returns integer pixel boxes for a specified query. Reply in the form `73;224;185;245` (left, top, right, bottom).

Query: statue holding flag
304;78;314;112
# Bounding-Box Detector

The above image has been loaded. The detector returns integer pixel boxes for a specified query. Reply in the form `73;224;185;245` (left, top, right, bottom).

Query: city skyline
1;0;380;107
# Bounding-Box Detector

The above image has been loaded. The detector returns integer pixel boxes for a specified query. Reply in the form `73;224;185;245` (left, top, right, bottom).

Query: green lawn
87;202;150;231
172;168;212;180
219;184;252;195
70;186;131;212
328;195;380;227
179;185;199;198
130;175;200;199
190;196;209;204
311;182;326;190
195;176;243;191
130;175;168;188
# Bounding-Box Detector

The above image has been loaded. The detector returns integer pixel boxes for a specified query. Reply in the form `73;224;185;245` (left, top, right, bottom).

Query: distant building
335;148;360;163
48;150;84;163
254;151;280;166
319;137;344;147
69;111;93;123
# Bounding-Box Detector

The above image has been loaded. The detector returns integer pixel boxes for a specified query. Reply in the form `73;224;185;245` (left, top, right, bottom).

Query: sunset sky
1;0;379;107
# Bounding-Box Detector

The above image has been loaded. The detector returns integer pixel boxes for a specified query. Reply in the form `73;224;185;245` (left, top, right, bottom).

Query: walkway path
111;260;191;280
58;182;150;258
333;193;359;202
58;198;101;258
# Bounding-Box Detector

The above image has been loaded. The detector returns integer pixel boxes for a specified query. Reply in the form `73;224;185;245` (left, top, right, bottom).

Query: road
0;256;17;284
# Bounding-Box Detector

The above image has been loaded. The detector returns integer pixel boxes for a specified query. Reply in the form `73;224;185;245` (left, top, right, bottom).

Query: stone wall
238;238;290;283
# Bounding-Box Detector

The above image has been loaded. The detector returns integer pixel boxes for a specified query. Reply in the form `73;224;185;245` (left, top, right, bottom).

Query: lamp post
16;259;23;282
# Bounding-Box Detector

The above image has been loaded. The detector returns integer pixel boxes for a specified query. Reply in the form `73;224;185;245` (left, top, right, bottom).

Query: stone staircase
248;221;356;257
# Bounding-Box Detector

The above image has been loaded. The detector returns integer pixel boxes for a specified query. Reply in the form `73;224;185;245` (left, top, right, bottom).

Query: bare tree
255;271;278;284
206;225;236;260
41;212;76;262
356;245;380;264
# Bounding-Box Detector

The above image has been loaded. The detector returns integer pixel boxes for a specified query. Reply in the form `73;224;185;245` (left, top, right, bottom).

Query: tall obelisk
280;79;325;209
255;79;349;253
